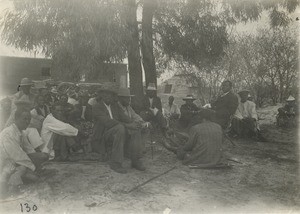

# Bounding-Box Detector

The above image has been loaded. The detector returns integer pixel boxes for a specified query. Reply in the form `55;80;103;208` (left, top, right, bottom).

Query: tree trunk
141;0;157;87
125;0;144;101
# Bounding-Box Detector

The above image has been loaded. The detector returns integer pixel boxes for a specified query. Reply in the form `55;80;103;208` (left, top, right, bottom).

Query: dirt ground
1;105;299;214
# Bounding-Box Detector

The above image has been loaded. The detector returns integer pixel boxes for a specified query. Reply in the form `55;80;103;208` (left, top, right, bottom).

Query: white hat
286;95;295;101
147;83;157;91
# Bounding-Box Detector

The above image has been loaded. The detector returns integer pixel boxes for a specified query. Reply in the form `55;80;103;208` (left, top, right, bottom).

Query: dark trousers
231;117;257;137
28;152;49;170
53;134;79;160
140;110;167;129
102;124;144;164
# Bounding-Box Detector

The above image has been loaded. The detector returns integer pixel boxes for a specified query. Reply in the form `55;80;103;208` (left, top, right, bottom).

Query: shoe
132;159;146;171
110;163;127;174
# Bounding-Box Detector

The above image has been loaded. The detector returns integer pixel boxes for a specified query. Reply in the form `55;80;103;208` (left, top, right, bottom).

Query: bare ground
1;105;299;214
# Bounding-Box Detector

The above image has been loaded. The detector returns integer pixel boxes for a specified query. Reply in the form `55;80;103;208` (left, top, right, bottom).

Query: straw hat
118;88;134;97
183;95;196;101
146;83;157;91
286;95;295;101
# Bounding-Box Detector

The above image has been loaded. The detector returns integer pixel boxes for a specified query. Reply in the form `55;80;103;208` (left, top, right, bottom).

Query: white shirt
68;97;79;105
40;114;78;158
104;103;113;119
0;124;35;182
88;97;98;106
234;100;258;120
163;103;180;117
149;98;153;108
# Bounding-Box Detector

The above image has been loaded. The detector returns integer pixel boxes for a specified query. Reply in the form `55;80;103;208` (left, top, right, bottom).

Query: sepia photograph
0;0;299;213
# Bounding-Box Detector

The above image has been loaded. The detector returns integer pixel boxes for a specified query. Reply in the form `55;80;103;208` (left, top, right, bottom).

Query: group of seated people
1;77;294;196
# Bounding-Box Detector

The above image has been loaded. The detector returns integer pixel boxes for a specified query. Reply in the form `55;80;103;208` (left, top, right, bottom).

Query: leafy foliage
1;0;128;80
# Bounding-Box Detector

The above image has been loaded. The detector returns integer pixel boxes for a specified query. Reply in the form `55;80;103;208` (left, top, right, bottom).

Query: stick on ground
126;166;176;194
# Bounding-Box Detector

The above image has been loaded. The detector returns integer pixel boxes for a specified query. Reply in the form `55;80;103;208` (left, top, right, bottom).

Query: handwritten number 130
20;203;38;212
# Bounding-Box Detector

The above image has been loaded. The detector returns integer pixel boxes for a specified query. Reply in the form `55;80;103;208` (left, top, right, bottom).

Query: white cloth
0;124;35;182
81;106;87;120
104;103;113;119
149;98;153;108
88;97;98;106
163;103;180;117
40;114;78;158
22;128;44;154
234;100;258;120
68;97;79;105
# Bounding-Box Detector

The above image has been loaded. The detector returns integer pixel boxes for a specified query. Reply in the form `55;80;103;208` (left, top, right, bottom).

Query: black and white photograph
0;0;299;213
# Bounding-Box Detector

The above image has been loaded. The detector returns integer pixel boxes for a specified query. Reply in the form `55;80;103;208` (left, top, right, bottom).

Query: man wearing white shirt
40;104;79;161
231;90;259;138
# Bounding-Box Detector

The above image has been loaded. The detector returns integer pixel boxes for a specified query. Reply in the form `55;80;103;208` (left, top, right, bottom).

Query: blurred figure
5;78;35;128
277;95;298;128
0;109;40;198
139;83;167;134
163;96;181;121
30;95;50;133
176;109;226;168
211;80;238;129
58;94;74;122
180;95;201;128
40;104;80;161
231;90;260;139
0;97;12;131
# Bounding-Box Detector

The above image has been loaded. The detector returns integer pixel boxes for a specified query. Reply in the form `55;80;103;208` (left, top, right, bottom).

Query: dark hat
238;90;250;95
183;95;196;101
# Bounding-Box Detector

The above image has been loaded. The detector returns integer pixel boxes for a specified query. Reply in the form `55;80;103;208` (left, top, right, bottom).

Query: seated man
30;94;50;133
69;93;94;153
0;109;42;196
277;95;298;128
57;94;75;123
231;90;259;138
117;88;151;154
40;104;80;161
0;97;12;131
211;80;238;129
163;96;181;127
176;109;225;168
139;83;167;134
91;87;145;174
179;95;201;129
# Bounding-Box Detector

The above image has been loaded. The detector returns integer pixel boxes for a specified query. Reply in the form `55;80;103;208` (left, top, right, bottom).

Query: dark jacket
180;103;200;128
71;104;93;122
211;91;238;128
141;95;162;112
91;101;132;153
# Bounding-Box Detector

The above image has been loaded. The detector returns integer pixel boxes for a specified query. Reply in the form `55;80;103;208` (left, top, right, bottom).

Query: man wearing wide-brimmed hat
139;83;167;134
117;88;150;170
179;95;201;128
5;78;36;128
231;90;259;138
277;95;298;128
91;85;146;173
